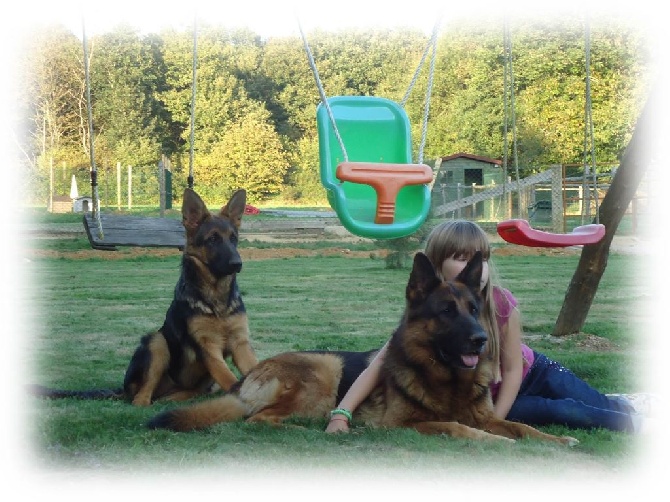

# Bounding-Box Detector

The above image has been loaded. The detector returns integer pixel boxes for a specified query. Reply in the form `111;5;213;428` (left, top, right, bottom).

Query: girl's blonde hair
423;219;503;382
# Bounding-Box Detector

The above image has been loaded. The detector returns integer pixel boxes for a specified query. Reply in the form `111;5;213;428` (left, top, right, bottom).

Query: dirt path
22;219;652;261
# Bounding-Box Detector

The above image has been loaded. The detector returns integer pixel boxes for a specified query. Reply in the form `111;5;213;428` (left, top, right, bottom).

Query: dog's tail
26;384;125;400
147;394;248;432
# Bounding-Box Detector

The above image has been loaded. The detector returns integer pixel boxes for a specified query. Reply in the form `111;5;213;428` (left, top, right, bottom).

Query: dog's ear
455;251;483;293
182;188;211;235
406;252;441;306
220;189;247;230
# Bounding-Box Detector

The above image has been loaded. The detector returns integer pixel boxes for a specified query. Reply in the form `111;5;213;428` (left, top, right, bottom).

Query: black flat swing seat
83;214;185;251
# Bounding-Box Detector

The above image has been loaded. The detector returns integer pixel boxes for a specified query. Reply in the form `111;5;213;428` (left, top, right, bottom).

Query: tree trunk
552;86;658;336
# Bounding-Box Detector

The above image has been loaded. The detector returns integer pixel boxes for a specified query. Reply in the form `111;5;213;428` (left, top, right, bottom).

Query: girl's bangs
449;224;491;260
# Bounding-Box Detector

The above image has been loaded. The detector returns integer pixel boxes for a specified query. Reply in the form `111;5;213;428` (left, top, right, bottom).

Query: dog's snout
230;248;242;263
226;252;242;274
471;331;487;352
211;245;243;277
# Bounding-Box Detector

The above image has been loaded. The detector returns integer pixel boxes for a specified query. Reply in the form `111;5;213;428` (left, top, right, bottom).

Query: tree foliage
15;15;653;205
196;109;289;203
89;25;166;167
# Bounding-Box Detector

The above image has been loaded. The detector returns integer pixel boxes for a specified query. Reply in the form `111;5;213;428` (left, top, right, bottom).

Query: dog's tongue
461;355;479;367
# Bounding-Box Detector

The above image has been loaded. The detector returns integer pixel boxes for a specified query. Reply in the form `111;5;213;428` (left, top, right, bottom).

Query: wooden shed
432;153;504;219
437;152;503;186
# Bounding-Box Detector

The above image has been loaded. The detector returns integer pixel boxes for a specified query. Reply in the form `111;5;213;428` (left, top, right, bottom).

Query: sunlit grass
23;233;647;477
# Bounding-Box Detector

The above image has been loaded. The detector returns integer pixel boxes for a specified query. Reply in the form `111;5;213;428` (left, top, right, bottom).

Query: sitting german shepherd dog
30;188;258;406
148;252;577;446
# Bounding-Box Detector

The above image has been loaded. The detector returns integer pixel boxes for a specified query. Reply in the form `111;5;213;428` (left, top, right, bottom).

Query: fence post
159;156;166;217
48;157;54;212
165;169;172;210
519;186;528;220
506;176;512;219
456;183;462;218
551;164;563;232
116;162;121;210
471;183;476;217
127;165;132;210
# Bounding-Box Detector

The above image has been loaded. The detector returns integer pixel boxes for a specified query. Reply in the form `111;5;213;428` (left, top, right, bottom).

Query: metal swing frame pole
82;17;103;238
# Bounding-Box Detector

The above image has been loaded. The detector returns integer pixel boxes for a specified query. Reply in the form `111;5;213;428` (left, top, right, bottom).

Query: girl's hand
325;417;350;433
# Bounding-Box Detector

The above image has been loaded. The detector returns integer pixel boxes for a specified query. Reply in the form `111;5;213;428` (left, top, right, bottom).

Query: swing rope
82;15;198;228
497;16;605;248
299;19;440;165
81;18;104;239
502;19;520;217
408;20;440;164
583;17;598;223
297;20;349;161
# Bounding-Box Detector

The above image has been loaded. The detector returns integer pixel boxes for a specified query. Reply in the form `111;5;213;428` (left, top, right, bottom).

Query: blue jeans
505;351;636;432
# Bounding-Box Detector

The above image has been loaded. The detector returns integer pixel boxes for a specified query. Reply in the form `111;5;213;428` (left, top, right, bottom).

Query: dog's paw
132;396;151;407
562;436;580;447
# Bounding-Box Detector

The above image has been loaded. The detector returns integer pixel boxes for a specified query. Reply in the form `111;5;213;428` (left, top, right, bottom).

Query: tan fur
29;189;259;408
132;333;171;406
149;253;577;447
117;189;258;406
186;315;254;393
122;188;258;406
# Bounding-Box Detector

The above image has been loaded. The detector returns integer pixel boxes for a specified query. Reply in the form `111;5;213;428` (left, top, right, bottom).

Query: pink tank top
489;287;534;400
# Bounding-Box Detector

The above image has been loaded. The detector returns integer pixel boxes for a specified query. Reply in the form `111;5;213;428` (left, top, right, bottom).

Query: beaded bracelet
329;408;352;422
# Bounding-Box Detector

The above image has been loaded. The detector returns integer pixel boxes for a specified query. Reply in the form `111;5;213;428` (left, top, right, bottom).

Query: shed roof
440;152;502;166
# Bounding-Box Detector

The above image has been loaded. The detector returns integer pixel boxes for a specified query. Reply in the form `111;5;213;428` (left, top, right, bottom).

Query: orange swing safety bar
335;162;433;224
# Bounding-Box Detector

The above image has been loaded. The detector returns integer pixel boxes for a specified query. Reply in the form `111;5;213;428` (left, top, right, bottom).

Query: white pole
127;165;132;210
116;162;121;210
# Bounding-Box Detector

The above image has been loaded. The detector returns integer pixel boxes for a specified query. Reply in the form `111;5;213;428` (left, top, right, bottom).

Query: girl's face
440;254;490;292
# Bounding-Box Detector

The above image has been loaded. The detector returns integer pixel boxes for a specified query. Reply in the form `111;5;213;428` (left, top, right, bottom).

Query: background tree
18;26;85;200
15;16;652;206
257;37;320;140
553;83;658;335
284;134;325;204
197;108;289;203
89;25;166;168
428;25;506;161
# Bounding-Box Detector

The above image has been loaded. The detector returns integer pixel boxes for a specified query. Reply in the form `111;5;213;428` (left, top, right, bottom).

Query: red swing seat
497;219;605;248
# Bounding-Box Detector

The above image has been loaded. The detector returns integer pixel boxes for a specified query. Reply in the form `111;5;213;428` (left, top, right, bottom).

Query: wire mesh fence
46;160;651;236
49;160;179;210
431;164;650;234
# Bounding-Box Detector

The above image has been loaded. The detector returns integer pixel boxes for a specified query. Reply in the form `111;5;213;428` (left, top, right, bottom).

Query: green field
18;231;659;489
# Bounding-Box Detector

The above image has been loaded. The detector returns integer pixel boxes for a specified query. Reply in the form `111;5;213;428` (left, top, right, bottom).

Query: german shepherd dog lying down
148;252;577;446
29;188;258;406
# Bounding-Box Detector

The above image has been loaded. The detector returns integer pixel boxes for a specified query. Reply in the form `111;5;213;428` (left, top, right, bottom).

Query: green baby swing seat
317;96;432;240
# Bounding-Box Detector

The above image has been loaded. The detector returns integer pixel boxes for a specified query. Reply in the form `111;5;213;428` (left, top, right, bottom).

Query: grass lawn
14;229;662;497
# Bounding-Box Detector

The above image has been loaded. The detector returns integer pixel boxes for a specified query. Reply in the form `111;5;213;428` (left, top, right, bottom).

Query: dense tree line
16;16;651;206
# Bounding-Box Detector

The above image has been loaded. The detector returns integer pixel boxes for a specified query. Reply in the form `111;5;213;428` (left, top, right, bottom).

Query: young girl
326;219;648;434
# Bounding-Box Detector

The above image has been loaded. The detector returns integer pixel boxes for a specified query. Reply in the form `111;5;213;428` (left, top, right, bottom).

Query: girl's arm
325;341;389;433
492;307;524;420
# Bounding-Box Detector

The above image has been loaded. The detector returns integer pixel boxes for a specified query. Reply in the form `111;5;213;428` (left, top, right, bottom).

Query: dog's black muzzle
210;242;243;277
468;330;488;354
